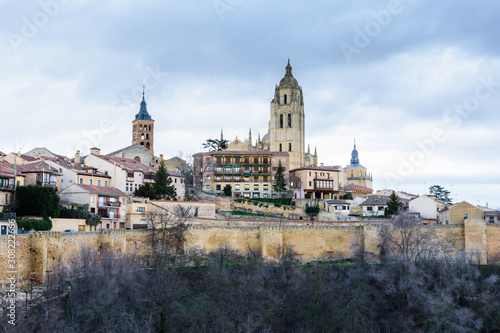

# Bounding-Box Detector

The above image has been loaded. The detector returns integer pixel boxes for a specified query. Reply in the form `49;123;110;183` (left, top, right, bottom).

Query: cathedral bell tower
132;87;154;155
269;60;305;170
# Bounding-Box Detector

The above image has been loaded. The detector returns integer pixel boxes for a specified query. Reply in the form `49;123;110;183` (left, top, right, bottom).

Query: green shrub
17;218;52;231
305;205;320;214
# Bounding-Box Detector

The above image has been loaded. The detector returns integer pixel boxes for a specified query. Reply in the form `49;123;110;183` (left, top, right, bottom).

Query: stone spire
248;128;252;150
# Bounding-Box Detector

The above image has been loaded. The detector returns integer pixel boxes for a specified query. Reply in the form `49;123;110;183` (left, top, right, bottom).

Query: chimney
90;147;101;155
160;154;164;162
75;150;81;164
320;162;324;167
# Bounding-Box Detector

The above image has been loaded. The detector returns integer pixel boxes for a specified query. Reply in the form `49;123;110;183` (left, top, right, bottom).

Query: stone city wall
1;218;498;285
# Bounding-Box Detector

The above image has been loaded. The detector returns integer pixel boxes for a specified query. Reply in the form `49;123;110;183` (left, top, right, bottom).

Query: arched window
139;125;142;131
287;113;292;127
141;134;145;140
279;114;284;128
146;134;149;140
140;142;144;146
284;94;287;104
134;156;141;162
146;142;150;149
149;125;151;131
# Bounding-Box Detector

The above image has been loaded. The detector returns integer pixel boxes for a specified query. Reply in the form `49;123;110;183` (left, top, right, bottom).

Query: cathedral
341;140;373;189
227;60;317;170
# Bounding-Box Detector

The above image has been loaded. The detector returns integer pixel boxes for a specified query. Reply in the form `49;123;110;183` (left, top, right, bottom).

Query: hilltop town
1;61;497;235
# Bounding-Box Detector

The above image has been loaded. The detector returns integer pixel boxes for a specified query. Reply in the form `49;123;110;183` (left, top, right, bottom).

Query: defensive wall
0;219;498;285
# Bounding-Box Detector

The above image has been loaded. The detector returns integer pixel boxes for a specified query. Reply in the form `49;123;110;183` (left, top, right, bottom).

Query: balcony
0;184;15;191
98;199;121;207
97;208;120;219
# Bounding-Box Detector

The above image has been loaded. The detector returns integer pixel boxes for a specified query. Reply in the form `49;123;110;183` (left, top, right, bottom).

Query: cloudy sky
1;0;499;208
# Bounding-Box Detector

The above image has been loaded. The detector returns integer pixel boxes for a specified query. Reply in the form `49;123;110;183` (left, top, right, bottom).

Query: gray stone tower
269;60;305;170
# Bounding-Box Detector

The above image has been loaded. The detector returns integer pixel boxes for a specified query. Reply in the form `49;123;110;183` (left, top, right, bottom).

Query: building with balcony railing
289;164;341;199
193;150;289;198
59;183;128;229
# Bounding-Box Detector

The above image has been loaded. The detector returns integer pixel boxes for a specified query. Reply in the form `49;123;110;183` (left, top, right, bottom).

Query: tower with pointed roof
342;139;373;189
268;60;305;170
132;87;154;155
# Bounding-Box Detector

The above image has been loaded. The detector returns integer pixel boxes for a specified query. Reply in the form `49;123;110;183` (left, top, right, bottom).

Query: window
90;195;94;203
378;206;384;211
216;185;221;191
280;114;284;128
287;113;292;127
284;94;287;104
105;181;108;186
136;207;145;212
288;143;292;151
175;178;177;183
254;158;259;164
79;178;83;184
279;143;282;152
215;167;222;173
263;184;268;190
254;184;259;190
235;184;240;190
97;180;101;186
367;207;373;211
244;184;250;190
89;179;93;185
225;157;230;164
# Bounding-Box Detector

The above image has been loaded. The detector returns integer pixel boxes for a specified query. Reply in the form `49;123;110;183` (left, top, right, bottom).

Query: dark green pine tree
153;161;177;199
134;183;158;199
273;161;287;195
385;191;402;216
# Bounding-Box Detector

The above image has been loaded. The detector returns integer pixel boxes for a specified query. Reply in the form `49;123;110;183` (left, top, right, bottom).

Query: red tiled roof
74;184;127;197
15;161;59;174
290;165;341;172
341;184;373;191
43;157;110;178
95;155;157;174
0;162;15;178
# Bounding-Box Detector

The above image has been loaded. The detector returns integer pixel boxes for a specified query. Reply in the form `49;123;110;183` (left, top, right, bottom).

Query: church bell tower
269;60;305;170
132;87;154;155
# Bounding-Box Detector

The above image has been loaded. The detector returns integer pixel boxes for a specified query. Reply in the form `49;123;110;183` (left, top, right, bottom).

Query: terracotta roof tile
74;184;127;197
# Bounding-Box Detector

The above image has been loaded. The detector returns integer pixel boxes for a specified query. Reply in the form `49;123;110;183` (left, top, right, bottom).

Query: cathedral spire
220;129;224;142
350;139;360;164
248;128;252;151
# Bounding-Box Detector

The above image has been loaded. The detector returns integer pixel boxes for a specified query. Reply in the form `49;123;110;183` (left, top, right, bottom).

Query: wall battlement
0;219;497;284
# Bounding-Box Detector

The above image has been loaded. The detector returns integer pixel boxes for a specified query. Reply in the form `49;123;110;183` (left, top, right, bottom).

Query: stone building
341;140;373;189
225;60;318;169
193;150;289;198
289;165;341;199
132;88;154;155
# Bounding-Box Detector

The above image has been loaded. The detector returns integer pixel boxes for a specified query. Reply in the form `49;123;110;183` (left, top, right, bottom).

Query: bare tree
143;205;192;267
378;211;435;263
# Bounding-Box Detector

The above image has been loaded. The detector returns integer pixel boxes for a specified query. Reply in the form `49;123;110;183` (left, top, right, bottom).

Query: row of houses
0;147;186;230
325;191;500;225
